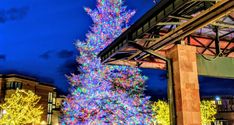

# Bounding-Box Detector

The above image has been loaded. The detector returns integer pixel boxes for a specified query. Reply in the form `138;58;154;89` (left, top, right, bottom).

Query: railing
217;104;234;112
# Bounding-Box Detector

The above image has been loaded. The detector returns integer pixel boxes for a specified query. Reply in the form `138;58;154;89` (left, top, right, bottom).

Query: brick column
167;45;201;125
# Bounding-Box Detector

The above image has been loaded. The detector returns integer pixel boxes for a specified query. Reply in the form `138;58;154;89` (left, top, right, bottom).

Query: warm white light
40;121;47;125
2;110;6;114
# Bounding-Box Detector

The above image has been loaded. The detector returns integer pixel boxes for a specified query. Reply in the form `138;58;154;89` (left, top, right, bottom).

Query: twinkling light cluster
200;100;217;124
61;0;152;124
0;89;43;125
152;100;217;125
151;100;170;125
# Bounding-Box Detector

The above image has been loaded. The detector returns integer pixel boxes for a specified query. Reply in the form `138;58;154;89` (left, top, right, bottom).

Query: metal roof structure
98;0;234;70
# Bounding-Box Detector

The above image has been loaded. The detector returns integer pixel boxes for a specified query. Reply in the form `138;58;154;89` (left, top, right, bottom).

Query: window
48;92;53;103
47;114;52;125
48;103;52;113
10;82;14;88
47;95;53;125
218;100;222;105
16;82;22;89
6;82;11;89
52;98;56;109
6;82;22;89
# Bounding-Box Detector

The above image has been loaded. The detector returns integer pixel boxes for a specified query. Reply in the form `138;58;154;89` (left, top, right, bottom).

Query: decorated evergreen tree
61;0;152;124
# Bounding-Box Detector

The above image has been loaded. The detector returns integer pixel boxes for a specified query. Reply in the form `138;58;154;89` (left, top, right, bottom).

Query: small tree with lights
61;0;152;124
152;100;170;125
0;89;43;125
200;100;217;125
152;100;217;125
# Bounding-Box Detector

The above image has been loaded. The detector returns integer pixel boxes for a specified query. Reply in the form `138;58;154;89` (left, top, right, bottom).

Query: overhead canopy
98;0;234;70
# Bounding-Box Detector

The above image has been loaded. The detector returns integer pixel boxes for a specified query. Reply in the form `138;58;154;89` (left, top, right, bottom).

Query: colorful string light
61;0;152;124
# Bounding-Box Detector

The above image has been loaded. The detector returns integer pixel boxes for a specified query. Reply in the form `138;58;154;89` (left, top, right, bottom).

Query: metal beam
212;22;234;29
106;60;166;69
197;55;234;79
157;22;181;26
98;0;194;62
168;15;191;20
167;59;176;125
192;36;216;55
214;26;221;55
135;38;159;41
222;38;234;54
151;0;234;50
134;0;234;60
128;41;167;61
191;0;221;1
226;47;234;56
202;30;234;54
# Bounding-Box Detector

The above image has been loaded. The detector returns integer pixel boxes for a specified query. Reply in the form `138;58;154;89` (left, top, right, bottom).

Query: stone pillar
167;45;201;125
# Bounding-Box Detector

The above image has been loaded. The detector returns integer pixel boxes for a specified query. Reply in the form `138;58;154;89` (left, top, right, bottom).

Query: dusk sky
0;0;233;98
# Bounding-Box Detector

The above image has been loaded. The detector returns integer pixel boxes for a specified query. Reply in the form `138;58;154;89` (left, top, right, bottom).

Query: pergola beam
130;0;234;60
168;15;191;20
191;0;221;1
222;38;234;54
135;38;159;41
151;0;234;50
128;41;167;61
212;22;234;29
202;30;234;54
157;22;182;26
192;36;216;55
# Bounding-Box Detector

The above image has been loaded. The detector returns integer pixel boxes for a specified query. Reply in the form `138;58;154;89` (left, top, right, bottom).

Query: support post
167;59;176;125
214;26;220;55
167;45;201;125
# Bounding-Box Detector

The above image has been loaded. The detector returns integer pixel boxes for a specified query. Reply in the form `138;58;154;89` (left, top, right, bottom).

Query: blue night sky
0;0;233;98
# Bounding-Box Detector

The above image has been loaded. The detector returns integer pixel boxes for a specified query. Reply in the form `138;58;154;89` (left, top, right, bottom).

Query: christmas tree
61;0;152;124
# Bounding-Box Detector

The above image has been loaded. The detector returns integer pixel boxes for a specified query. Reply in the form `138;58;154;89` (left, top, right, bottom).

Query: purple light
61;0;152;124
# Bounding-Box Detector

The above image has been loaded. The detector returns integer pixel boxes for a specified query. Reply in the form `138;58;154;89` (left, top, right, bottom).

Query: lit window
52;98;56;109
218;100;222;105
53;98;55;104
48;104;52;113
47;114;52;124
48;92;53;103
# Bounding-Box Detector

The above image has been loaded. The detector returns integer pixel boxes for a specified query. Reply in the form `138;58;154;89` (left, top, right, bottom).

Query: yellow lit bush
0;89;43;125
200;100;217;124
152;100;217;125
152;100;170;125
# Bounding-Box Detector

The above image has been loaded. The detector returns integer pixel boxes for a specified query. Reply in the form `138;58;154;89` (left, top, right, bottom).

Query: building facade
0;74;63;125
52;95;65;125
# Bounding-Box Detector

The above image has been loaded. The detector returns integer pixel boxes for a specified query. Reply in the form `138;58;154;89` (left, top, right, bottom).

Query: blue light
215;96;220;101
